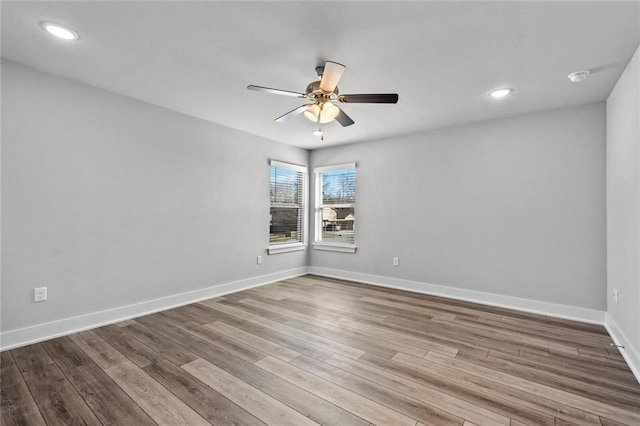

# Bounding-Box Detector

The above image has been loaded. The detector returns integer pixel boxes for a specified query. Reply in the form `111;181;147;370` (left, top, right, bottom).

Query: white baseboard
0;267;308;351
307;266;607;324
605;314;640;384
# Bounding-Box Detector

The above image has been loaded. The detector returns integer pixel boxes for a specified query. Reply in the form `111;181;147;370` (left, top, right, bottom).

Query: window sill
312;242;357;253
268;243;306;255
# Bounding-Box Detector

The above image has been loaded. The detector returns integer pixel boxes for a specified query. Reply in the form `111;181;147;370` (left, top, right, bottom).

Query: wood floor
2;275;639;426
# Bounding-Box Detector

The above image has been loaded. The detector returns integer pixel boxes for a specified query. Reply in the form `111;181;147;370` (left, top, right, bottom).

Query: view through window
315;164;356;245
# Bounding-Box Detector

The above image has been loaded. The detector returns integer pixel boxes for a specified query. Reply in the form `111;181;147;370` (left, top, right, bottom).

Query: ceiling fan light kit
247;60;399;139
304;102;339;123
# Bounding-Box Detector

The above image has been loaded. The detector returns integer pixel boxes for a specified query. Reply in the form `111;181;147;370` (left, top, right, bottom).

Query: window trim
270;160;307;174
314;163;357;173
268;160;308;255
268;242;306;255
312;241;357;253
313;162;357;253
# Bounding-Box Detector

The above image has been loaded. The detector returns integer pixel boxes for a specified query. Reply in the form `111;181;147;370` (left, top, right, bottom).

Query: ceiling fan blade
274;104;311;122
338;93;399;104
319;61;346;93
247;85;306;98
335;107;355;127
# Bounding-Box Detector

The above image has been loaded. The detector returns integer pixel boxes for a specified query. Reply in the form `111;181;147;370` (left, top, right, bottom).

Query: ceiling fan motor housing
305;81;339;100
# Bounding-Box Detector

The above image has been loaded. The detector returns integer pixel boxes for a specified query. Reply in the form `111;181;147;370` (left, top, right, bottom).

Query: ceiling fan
247;60;399;139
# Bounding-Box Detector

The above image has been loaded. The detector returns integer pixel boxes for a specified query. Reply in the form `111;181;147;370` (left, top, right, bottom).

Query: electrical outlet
613;288;619;304
34;287;47;302
393;257;399;267
257;255;262;265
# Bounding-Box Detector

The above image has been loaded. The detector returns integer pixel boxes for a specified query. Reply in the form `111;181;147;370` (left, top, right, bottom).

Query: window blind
270;161;306;246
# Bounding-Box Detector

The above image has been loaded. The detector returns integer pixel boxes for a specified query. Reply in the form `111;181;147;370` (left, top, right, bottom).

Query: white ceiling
2;1;639;149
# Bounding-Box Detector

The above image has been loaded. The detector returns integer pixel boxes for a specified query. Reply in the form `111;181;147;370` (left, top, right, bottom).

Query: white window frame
268;160;308;255
313;163;357;253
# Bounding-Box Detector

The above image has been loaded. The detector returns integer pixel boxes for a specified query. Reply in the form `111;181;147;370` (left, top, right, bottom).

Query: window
314;163;356;253
269;160;307;254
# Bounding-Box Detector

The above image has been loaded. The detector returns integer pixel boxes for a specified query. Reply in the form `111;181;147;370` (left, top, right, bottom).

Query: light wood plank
240;297;341;322
390;352;596;425
423;351;640;425
283;317;399;360
201;300;364;359
206;320;301;361
361;295;459;320
157;309;334;361
337;317;458;357
106;360;209;425
135;313;235;365
144;359;266;426
261;286;389;321
181;321;268;363
442;314;582;356
182;357;320;426
255;355;418;426
69;330;129;369
65;363;156;425
291;354;466;426
218;355;370;426
382;314;521;357
482;350;640;404
123;321;199;366
94;325;162;368
326;353;512;426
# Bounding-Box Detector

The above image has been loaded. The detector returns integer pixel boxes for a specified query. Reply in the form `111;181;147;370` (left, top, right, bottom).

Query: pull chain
319;102;324;141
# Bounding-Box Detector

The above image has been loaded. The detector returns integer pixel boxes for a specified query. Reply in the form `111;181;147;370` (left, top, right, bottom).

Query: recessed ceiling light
568;70;590;83
40;22;79;40
488;88;513;99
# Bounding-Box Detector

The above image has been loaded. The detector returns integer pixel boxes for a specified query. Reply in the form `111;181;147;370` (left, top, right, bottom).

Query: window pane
321;169;355;205
269;162;306;247
270;167;301;205
270;207;303;244
320;207;355;244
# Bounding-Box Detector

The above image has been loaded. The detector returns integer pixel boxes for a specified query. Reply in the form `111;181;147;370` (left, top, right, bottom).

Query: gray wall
310;103;606;310
607;45;640;356
0;58;611;337
1;61;308;332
